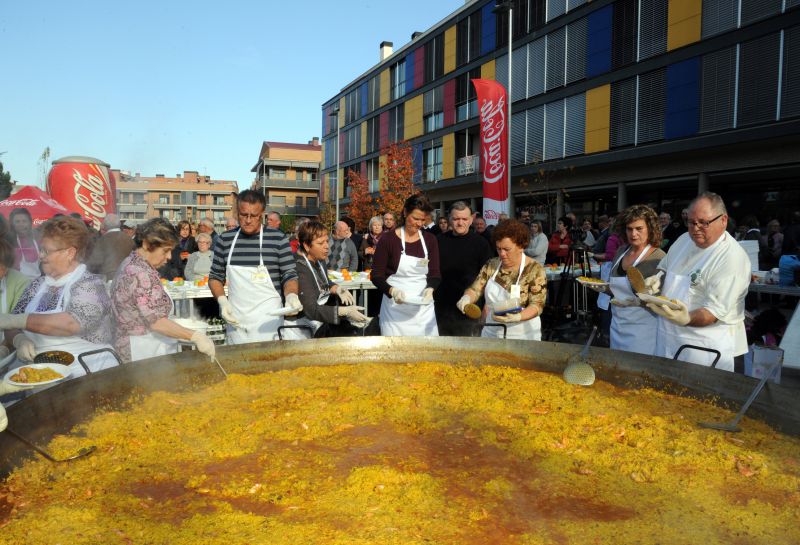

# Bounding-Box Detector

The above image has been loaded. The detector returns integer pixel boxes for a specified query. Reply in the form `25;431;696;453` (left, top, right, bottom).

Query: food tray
637;293;682;310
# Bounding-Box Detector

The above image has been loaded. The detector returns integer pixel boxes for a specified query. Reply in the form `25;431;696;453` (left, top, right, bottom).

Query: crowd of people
0;188;797;430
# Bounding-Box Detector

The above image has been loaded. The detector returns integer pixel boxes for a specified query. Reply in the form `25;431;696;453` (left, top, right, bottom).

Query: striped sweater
209;226;297;293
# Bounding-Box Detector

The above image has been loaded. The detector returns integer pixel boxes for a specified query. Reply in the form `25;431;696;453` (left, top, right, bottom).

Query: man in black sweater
435;201;492;336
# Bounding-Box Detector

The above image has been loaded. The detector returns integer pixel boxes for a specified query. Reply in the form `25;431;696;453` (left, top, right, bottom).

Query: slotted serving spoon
698;360;782;432
4;428;96;463
463;303;482;320
563;326;597;386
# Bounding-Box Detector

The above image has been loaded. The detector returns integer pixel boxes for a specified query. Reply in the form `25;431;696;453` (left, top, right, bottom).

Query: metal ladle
563;326;597;386
4;428;96;463
698;360;782;433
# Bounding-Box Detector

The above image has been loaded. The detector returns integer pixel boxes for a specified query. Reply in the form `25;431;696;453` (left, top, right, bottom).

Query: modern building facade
250;139;321;218
113;170;238;229
321;0;800;228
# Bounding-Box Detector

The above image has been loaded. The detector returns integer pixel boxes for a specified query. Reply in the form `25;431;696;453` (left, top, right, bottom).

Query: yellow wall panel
481;60;496;81
444;25;457;75
404;95;424;140
338;168;344;200
442;133;455;180
360;122;367;156
338;98;345;128
667;0;701;51
378;154;387;190
585;85;610;154
380;69;390;107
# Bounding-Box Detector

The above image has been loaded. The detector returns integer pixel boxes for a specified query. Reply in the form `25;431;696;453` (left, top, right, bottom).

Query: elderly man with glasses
644;192;750;372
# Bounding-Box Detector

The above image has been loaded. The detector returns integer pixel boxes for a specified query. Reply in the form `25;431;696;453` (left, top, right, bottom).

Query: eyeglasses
38;247;70;257
687;214;723;230
238;213;262;220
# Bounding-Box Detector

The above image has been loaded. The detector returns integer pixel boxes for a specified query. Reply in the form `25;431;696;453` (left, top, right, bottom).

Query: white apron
282;254;330;341
225;227;283;344
129;288;179;361
481;255;541;340
655;236;737;371
19;265;117;378
596;260;613;311
0;277;8;314
379;228;438;337
17;236;40;279
609;245;657;355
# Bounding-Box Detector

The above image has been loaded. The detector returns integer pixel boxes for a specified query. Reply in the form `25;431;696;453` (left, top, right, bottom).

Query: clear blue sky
1;0;464;189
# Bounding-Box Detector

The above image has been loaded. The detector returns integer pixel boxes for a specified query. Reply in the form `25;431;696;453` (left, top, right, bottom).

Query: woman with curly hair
456;220;547;340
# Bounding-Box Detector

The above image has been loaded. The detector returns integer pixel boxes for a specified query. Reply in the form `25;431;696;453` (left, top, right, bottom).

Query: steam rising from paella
1;363;799;544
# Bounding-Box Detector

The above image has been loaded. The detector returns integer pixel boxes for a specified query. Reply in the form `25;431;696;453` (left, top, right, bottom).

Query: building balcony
117;203;148;211
260;176;320;190
456;155;479;177
266;204;320;216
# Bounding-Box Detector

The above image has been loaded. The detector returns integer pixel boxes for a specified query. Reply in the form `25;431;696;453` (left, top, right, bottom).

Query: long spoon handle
581;326;598;358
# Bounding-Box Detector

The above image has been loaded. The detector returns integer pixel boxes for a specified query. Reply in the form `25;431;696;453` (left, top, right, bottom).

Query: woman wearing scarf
359;215;384;271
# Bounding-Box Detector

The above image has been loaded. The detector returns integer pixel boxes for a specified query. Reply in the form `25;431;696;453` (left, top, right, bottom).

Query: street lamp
328;104;341;221
494;0;513;216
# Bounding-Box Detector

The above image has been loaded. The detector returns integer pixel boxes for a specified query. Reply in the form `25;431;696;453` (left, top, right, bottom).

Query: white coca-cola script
72;168;109;227
480;95;506;185
2;199;38;207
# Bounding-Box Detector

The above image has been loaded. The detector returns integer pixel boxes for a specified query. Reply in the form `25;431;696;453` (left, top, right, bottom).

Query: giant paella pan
1;337;799;545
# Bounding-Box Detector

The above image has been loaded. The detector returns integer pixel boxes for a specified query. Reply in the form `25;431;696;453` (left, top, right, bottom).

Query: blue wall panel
586;5;612;77
360;82;368;117
665;57;700;139
406;52;416;93
481;3;496;56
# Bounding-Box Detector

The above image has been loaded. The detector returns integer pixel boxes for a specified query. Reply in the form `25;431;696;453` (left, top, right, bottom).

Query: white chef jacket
657;231;751;357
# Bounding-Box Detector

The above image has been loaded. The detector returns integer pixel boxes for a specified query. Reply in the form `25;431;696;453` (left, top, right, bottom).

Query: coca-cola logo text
72;165;109;228
2;199;38;207
479;95;506;185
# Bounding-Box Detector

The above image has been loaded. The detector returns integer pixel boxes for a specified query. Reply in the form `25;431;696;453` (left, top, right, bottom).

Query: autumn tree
377;141;418;218
345;168;376;232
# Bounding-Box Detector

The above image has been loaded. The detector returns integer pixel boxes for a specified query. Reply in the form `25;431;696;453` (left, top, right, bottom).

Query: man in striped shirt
209;189;301;343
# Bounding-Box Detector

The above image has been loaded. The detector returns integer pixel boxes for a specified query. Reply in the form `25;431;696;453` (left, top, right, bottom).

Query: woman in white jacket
524;221;548;264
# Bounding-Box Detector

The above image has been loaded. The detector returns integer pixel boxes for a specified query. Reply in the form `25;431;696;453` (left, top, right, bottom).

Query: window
368;74;381;112
388;104;404;143
133;193;145;204
391;59;406;100
456;11;481;66
456;68;480;122
512;0;529;39
270;168;286;179
214;196;226;205
344;126;361;161
738;33;781;126
455;127;480;175
423;140;443;183
701;0;738;38
565;17;587;84
345;89;358;123
158;194;169;204
782;26;800;119
213;211;225;222
612;0;637;68
424;34;444;84
700;47;736;132
366;158;380;192
637;68;667;143
295;196;303;207
307;197;318;208
424;86;444;133
270;196;286;206
547;0;567;22
545;27;566;91
544;99;564;160
611;77;637;147
638;0;668;61
366;116;380;153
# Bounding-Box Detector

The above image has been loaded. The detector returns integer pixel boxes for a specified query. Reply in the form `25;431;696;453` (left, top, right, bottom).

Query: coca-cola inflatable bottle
47;156;117;230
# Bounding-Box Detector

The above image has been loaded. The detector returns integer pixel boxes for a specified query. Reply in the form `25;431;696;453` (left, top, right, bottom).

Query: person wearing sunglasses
644;192;750;372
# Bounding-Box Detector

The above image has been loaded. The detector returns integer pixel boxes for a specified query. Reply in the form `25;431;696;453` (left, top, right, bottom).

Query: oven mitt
646;299;690;326
493;312;522;323
456;295;472;314
12;334;36;362
285;293;303;316
422;287;434;304
337;288;355;306
390;288;406;304
642;271;664;295
0;313;28;330
217;296;240;326
190;330;216;360
610;297;641;307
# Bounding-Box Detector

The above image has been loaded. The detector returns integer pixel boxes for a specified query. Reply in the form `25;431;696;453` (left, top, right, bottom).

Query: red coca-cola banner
47;156;116;230
471;78;509;225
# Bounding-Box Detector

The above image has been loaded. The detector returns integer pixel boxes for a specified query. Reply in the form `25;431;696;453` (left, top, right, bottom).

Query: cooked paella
1;362;798;544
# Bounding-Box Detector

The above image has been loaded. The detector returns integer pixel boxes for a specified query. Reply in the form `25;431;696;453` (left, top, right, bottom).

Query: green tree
0;161;13;201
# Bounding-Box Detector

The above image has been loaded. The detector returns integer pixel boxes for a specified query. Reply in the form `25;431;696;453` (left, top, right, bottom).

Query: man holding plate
209;190;302;344
645;192;750;372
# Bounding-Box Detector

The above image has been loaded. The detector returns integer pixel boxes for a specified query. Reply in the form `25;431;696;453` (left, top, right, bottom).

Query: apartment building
113;170;238;229
321;0;800;227
250;139;321;217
